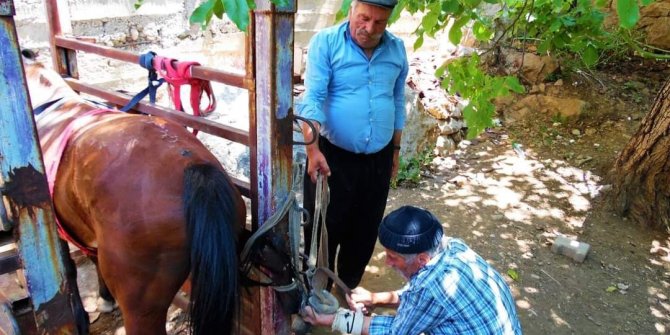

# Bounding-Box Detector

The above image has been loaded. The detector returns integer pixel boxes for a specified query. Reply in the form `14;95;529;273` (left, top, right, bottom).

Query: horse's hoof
96;297;117;313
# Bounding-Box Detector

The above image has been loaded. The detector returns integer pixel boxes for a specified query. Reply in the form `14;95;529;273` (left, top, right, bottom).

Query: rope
120;51;164;112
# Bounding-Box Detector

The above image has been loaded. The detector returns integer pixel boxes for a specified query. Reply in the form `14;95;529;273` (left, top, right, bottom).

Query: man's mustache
356;28;382;40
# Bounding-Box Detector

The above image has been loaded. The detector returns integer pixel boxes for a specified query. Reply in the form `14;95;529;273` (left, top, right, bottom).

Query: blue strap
120;51;164;112
33;97;63;116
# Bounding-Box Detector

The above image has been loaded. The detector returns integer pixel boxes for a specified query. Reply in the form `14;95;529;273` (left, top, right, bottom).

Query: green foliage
437;54;524;138
138;0;288;31
392;147;434;188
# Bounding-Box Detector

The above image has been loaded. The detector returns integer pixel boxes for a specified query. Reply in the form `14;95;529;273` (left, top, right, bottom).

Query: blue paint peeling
1;16;69;314
0;21;42;171
275;18;293;120
19;212;64;309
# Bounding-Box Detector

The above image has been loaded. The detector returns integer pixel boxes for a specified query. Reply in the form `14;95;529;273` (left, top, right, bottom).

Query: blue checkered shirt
369;238;523;335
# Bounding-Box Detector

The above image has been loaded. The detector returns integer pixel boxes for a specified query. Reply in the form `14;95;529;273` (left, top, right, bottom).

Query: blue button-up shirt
297;21;409;154
369;238;523;335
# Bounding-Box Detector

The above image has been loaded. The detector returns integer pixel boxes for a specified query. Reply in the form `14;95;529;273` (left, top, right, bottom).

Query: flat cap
378;206;443;254
358;0;398;9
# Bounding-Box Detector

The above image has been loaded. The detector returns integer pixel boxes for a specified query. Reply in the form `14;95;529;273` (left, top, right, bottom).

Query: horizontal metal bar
64;79;252;196
55;36;251;89
65;78;250;145
0;249;20;274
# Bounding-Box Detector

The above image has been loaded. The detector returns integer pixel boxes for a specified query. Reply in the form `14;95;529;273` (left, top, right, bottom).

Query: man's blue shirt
369;238;523;335
297;21;409;154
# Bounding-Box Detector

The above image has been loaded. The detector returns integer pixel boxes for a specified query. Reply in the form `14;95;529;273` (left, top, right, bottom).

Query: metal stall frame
2;0;297;333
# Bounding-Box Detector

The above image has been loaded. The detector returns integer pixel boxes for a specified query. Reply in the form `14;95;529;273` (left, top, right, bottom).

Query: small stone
571;129;581;136
551;236;590;262
130;28;139;41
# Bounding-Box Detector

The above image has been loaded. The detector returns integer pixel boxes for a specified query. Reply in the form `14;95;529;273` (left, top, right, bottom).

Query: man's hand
301;119;331;183
347;287;374;315
391;150;400;180
300;306;336;327
306;147;331;183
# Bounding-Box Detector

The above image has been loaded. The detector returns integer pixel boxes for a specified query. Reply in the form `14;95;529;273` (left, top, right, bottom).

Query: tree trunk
612;78;670;230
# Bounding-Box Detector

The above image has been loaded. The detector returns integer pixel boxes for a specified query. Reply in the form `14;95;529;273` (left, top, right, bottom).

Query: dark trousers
303;137;393;289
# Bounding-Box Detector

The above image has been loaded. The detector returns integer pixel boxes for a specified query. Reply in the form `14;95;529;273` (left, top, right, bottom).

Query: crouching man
301;205;523;334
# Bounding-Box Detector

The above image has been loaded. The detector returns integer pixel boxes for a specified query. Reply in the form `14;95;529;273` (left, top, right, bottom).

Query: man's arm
391;130;402;180
301;120;330;183
347;286;400;313
301;306;374;335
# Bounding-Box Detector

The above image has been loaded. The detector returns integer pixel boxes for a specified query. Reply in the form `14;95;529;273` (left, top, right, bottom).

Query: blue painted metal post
0;0;86;333
251;0;296;333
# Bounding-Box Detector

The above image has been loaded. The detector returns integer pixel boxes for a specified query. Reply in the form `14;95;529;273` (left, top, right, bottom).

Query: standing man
297;0;409;290
301;206;523;335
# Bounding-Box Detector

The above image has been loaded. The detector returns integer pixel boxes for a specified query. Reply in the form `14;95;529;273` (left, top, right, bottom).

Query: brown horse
21;50;301;334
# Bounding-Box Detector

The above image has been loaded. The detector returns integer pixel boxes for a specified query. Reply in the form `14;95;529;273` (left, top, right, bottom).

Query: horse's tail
183;163;240;334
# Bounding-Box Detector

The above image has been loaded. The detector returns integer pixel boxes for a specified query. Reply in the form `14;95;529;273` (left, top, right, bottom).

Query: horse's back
49;109;222;250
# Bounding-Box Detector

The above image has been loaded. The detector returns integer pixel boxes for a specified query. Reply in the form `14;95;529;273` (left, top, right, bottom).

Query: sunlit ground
302;136;670;335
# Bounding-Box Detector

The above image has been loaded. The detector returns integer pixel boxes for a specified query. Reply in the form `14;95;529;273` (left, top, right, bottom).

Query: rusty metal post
44;0;78;78
251;0;296;333
0;0;87;333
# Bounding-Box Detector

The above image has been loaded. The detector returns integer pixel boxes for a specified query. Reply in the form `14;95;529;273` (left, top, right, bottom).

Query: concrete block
551;236;590;263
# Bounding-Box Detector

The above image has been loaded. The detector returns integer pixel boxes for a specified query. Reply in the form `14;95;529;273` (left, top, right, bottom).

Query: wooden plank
0;7;85;333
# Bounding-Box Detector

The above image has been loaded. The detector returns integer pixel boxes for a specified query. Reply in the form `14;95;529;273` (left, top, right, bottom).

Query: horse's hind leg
95;266;117;312
98;249;189;335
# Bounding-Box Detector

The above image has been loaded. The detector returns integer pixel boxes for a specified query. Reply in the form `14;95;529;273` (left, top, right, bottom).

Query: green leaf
134;0;145;10
463;0;482;8
504;76;525;93
507;269;519;281
582;44;599;67
388;2;403;24
222;0;251;30
616;0;640;29
640;0;654;5
435;64;447;78
213;0;225;19
472;21;493;41
413;33;425;50
442;0;462;13
448;16;470;45
190;0;217;27
605;286;617;293
422;12;440;36
336;0;353;22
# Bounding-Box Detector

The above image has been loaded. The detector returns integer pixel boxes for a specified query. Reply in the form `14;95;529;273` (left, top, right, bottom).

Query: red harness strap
44;108;114;257
152;56;216;118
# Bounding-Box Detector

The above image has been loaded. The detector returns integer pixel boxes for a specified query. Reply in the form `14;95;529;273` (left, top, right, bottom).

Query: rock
435;135;457;156
437;118;465;135
572;129;581;136
503;50;559;84
551;236;590;262
129;28;139;41
508;95;588;122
